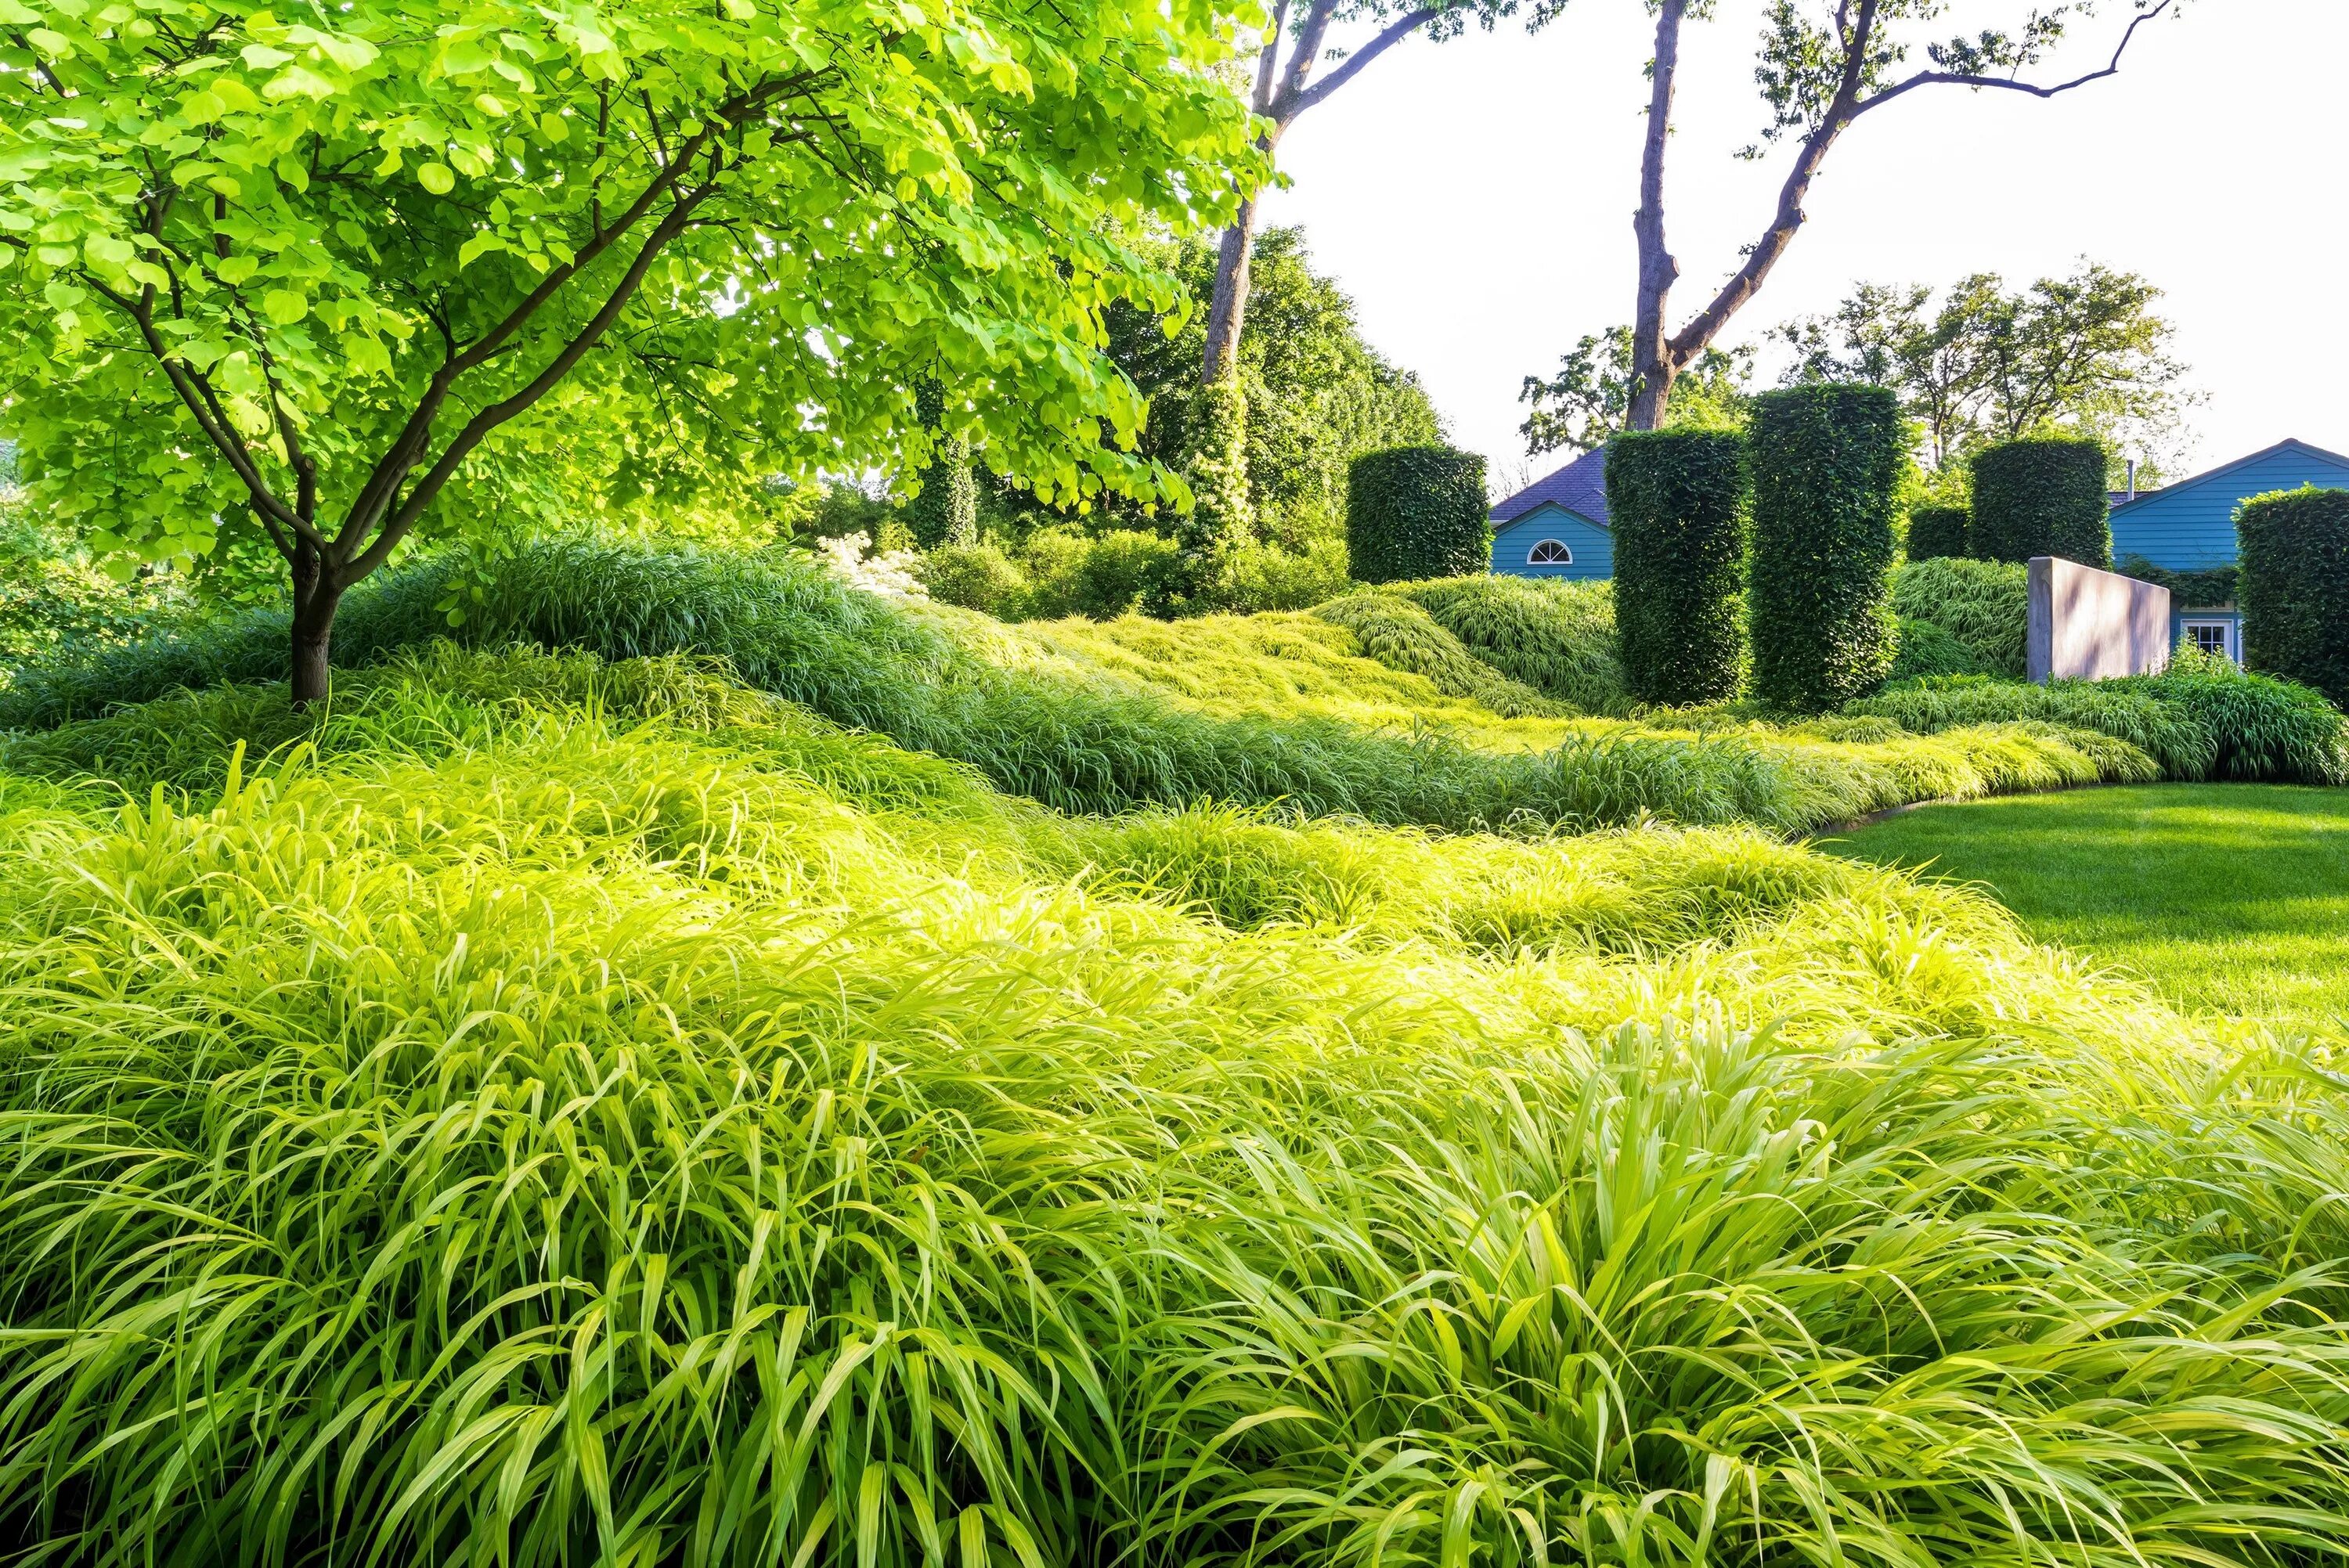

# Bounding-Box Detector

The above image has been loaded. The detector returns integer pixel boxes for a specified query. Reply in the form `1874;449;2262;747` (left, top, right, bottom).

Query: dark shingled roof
1491;447;1609;529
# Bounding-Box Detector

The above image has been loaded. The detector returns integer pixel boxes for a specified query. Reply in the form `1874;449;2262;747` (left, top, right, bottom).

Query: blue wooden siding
1490;505;1613;580
2110;440;2349;573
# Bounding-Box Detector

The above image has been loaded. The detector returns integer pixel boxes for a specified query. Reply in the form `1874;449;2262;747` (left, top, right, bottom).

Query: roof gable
2111;438;2349;516
1491;447;1609;529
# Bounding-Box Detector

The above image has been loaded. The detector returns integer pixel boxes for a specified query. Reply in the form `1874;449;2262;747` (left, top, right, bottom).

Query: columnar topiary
1748;384;1905;712
1604;428;1751;705
1905;503;1970;562
2238;485;2349;709
906;380;980;550
1345;446;1491;585
1968;437;2111;567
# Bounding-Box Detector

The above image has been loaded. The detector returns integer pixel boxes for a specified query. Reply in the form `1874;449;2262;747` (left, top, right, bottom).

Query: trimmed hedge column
1605;428;1751;705
1969;437;2111;567
2239;485;2349;708
1905;503;1970;562
1346;446;1490;584
1748;384;1905;712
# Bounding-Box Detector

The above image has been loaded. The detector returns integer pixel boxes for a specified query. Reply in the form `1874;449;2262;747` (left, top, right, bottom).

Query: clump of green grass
1309;591;1563;717
9;542;2160;838
3;649;2347;1566
1382;574;1632;715
1854;651;2347;784
1892;556;2029;676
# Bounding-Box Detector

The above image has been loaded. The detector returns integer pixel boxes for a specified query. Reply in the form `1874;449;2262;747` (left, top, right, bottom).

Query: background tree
1;0;1254;704
1200;0;1564;388
1520;325;1752;456
1621;0;2181;430
1774;262;2192;476
990;227;1442;550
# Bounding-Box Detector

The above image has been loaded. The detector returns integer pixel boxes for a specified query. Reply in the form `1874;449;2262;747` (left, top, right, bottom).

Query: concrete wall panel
2028;556;2172;682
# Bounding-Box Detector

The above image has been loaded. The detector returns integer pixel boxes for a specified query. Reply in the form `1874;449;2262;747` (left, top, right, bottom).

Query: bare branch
1858;0;2178;114
1286;7;1439;120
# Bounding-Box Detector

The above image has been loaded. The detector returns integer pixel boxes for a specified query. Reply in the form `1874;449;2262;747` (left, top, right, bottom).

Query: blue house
1488;448;1613;581
2109;437;2349;661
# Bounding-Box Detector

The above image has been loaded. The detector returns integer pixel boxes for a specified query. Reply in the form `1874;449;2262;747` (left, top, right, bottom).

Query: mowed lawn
1820;784;2349;1030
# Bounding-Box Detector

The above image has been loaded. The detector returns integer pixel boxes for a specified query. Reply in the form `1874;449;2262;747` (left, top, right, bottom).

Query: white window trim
1526;539;1573;566
2180;618;2238;662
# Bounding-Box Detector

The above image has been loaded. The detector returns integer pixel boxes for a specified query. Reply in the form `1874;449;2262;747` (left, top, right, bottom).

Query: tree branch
352;187;720;579
1859;0;2176;114
1270;0;1338;122
1286;6;1438;119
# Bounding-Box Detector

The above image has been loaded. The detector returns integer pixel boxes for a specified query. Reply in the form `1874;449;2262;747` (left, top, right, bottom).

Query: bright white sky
1255;0;2347;492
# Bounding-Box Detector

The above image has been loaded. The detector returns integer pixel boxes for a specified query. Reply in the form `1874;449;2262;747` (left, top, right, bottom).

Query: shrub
1969;437;2112;567
1345;445;1489;585
2236;485;2349;709
1889;616;1983;680
1384;574;1630;716
1891;556;2029;678
1199;537;1353;615
1905;503;1970;561
915;539;1028;615
1017;527;1182;621
1604;428;1750;705
1747;384;1905;712
2117;553;2238;610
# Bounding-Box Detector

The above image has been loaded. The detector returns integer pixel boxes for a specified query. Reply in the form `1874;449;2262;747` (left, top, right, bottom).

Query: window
1527;539;1573;566
2181;618;2236;661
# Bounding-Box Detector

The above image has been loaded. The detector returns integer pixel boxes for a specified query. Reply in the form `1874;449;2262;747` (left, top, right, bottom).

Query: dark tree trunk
288;545;342;710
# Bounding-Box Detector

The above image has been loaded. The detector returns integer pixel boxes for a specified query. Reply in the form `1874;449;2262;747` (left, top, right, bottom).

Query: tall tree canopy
1773;263;2193;477
1619;0;2181;429
1520;325;1751;457
0;0;1257;701
993;226;1442;549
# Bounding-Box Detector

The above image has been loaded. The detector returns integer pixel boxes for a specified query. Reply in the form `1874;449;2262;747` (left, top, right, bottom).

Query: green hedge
1747;384;1905;712
1345;446;1490;585
2238;485;2349;708
1604;429;1750;705
1969;438;2111;567
1905;503;1969;561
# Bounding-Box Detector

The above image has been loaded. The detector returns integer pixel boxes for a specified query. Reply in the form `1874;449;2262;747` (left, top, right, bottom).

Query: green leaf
417;162;456;194
261;289;309;325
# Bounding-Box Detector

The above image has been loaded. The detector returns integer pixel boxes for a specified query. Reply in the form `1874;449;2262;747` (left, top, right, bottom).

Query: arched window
1527;539;1573;565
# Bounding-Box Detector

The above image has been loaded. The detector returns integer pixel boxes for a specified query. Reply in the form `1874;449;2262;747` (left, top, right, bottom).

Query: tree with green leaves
1519;325;1751;456
1774;263;2192;475
1622;0;2182;430
0;0;1255;704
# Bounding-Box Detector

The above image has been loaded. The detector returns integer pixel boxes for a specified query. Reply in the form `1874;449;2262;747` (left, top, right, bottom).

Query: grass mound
1382;574;1631;715
4;540;2166;837
1309;591;1563;717
1855;650;2347;784
2;646;2347;1566
1892;557;2028;677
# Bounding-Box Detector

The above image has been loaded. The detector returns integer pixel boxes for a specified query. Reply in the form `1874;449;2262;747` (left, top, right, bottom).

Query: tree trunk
288;548;342;710
1201;193;1261;384
1627;0;1688;431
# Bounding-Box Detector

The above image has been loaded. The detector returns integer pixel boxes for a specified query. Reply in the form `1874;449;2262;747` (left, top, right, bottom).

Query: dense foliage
1378;575;1629;716
1748;385;1905;711
1892;556;2029;678
1518;326;1752;456
2237;485;2349;709
990;228;1444;551
7;640;2349;1566
2116;553;2238;609
0;0;1255;693
1905;503;1971;561
1773;264;2192;474
1604;430;1751;705
1345;447;1491;586
1969;437;2113;566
